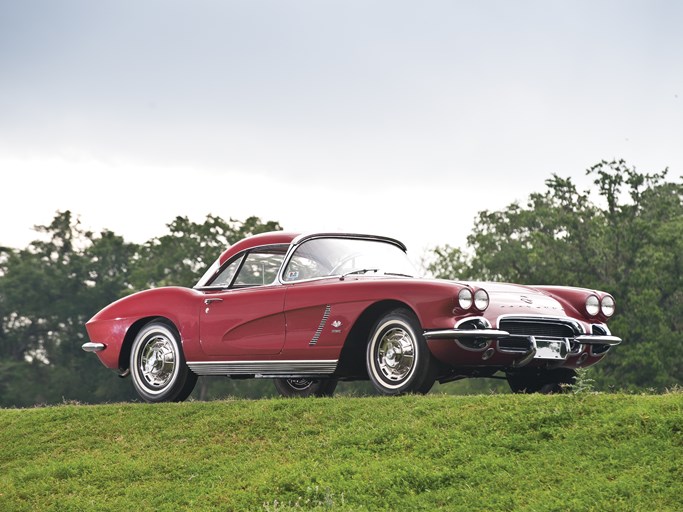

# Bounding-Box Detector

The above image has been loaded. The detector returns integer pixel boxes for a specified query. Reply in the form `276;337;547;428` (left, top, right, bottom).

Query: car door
199;248;287;356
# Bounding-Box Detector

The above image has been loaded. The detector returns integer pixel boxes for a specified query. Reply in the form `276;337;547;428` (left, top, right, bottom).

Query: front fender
85;287;203;369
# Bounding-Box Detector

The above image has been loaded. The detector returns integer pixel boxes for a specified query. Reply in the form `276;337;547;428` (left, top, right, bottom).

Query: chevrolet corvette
83;232;621;401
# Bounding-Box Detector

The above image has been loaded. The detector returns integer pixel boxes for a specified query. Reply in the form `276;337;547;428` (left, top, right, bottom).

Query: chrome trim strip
309;305;331;346
575;335;622;346
82;342;106;352
291;233;406;251
424;329;510;340
187;359;339;376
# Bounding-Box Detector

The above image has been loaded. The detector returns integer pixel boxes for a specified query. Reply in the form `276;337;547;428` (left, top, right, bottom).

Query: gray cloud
1;1;682;250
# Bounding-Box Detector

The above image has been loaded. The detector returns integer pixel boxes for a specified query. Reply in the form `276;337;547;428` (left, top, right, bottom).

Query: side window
211;257;242;287
234;251;286;286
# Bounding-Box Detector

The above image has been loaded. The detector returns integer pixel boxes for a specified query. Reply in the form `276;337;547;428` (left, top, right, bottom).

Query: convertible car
83;232;621;401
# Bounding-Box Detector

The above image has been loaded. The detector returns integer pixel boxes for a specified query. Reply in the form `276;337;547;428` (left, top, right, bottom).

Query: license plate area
533;337;570;360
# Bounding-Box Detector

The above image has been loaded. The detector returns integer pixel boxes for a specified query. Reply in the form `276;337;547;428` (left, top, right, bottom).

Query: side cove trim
309;305;332;346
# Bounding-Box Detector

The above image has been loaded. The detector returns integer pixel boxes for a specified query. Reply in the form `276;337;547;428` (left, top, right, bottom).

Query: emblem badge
520;295;533;304
331;320;342;328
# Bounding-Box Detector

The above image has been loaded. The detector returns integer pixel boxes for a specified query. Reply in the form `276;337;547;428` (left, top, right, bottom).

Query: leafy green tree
130;214;282;289
429;160;683;391
0;212;138;406
0;211;283;406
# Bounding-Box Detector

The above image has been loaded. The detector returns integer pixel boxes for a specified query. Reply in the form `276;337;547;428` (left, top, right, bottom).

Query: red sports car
83;232;621;401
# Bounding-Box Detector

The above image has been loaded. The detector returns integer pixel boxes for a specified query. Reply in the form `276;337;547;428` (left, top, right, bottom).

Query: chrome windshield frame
194;233;410;289
277;234;413;285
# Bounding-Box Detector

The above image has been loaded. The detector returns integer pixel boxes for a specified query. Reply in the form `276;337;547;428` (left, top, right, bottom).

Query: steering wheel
328;252;364;276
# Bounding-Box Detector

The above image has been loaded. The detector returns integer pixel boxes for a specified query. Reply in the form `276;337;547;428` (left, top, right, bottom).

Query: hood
459;281;567;317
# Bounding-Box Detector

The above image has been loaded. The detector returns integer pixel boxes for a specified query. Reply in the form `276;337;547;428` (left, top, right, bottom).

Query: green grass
1;393;681;511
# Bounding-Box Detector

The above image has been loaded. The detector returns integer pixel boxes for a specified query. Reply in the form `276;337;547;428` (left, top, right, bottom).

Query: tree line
0;160;680;406
0;214;282;406
429;160;682;391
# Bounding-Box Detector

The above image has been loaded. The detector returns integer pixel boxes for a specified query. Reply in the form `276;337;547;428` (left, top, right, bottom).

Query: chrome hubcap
139;335;176;388
377;327;415;382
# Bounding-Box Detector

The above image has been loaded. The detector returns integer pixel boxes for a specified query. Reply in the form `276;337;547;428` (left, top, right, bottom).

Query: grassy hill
1;393;681;511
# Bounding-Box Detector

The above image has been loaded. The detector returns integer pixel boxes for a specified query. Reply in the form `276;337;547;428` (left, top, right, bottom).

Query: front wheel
130;321;197;402
366;309;436;395
274;378;338;397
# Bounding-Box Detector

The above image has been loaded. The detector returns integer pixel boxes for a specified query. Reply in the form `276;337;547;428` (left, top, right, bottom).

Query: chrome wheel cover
376;326;416;383
138;334;177;389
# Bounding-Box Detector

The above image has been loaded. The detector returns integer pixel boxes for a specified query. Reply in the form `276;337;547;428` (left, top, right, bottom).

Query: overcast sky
1;0;681;260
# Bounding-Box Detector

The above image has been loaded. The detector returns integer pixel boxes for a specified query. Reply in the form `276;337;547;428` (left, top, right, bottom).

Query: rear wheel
366;309;436;395
130;321;197;402
506;368;577;394
274;378;338;397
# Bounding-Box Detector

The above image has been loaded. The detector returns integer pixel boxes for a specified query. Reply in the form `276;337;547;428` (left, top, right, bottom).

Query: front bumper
574;335;622;346
423;328;510;340
424;327;622;368
82;342;106;352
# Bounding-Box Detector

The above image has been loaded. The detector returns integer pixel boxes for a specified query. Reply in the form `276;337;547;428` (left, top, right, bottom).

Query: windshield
282;237;416;282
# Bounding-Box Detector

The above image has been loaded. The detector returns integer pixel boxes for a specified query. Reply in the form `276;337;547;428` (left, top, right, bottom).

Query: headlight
458;288;473;309
474;289;489;311
601;295;615;317
585;295;600;316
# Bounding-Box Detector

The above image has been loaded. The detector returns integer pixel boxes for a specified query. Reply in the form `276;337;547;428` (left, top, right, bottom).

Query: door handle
204;298;223;305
